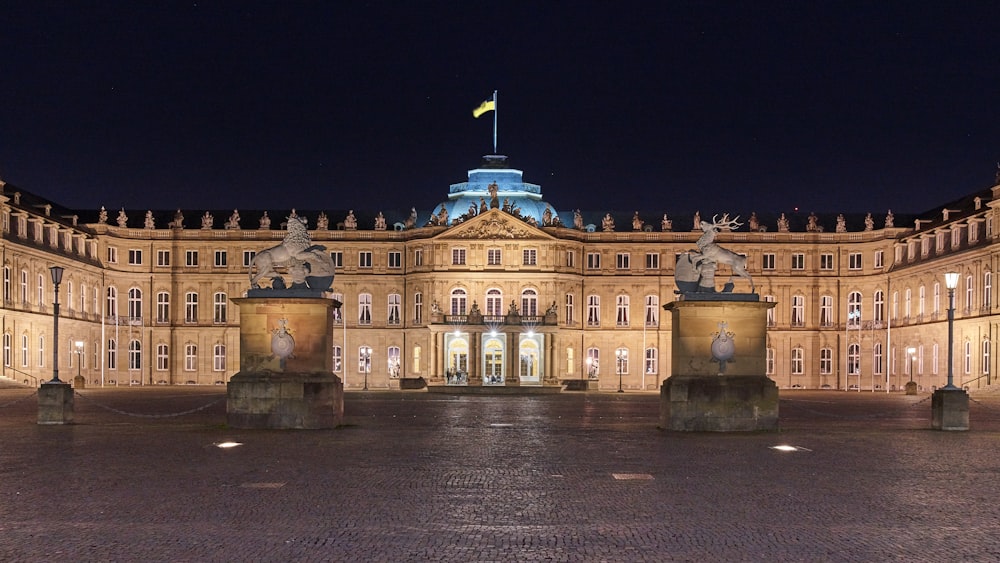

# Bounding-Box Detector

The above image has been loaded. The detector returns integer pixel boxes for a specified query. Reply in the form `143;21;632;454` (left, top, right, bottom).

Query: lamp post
907;347;916;384
74;340;84;382
48;266;64;383
616;348;626;393
360;345;371;390
944;272;960;390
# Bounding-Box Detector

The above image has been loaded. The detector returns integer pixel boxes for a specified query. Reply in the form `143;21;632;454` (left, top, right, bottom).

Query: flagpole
492;90;498;154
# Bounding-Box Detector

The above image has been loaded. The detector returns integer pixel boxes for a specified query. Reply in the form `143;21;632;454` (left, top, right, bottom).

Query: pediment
439;209;551;240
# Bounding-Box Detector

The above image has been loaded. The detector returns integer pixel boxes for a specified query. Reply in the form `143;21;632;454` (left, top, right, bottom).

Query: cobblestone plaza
2;386;1000;561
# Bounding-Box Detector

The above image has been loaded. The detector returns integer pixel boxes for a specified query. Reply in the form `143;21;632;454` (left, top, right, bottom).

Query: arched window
156;292;170;323
847;291;862;327
904;288;912;318
107;286;118;317
791;347;804;374
450;288;467;316
615;347;629;375
185;292;199;323
848;343;860;375
764;295;776;326
791;295;805;326
586;347;600;378
587;295;600;327
644;295;659;327
107;339;118;370
358;293;372;325
873;342;883;375
128;287;142;319
214;292;228;323
645;347;658;374
521;288;538;317
820;295;834;327
486;288;503;317
213;344;226;372
387;293;401;325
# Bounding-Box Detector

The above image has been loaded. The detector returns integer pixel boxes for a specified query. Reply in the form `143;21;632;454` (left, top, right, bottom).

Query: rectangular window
487;248;502;266
616;253;630;270
128;249;142;265
645;348;658;375
329;251;342;268
565;293;574;325
413;249;423;266
157;250;170;267
185;250;199;267
107;247;118;264
388;294;401;325
587;295;600;327
820;348;833;374
791;253;805;270
243;251;256;267
213;344;226;372
359;251;373;268
566;251;576;268
156;344;168;371
185;344;197;371
452;248;466;266
791;348;804;374
820;254;834;270
762;253;775;270
849;252;863;270
616;295;629;327
156;292;170;323
766;348;775;375
213;293;227;323
522;249;537;266
645;295;659;327
359;293;372;325
388;251;402;269
332;345;342;373
413;292;423;324
645;253;660;270
586;252;601;269
214;250;227;267
185;292;198;323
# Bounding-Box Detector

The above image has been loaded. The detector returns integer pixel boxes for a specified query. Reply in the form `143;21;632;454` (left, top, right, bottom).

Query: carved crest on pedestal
452;213;531;239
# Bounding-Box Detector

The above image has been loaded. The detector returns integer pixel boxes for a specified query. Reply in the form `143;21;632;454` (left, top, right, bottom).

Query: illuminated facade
0;159;997;392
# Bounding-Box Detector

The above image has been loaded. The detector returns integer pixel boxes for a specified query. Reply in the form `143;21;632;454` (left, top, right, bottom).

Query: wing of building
0;158;995;392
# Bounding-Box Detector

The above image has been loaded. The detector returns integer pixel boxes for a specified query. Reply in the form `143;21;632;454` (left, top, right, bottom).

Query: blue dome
428;155;561;226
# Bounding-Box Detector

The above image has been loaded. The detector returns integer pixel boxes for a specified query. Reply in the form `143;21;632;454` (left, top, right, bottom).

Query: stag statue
249;212;336;292
675;214;754;294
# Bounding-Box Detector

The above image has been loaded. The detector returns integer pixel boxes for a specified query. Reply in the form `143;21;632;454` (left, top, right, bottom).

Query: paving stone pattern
2;386;1000;561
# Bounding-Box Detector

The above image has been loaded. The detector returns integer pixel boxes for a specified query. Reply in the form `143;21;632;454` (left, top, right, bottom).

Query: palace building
0;156;997;392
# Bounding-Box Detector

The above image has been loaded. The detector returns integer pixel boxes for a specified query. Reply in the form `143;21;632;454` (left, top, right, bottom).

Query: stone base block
227;371;343;429
931;387;969;431
660;375;778;432
38;382;74;425
905;381;918;395
399;377;426;390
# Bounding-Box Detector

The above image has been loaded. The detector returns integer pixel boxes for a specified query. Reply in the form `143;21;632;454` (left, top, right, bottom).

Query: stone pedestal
226;297;344;429
661;375;778;431
228;372;343;429
73;375;86;389
931;387;969;431
38;381;74;425
905;381;918;395
660;297;778;432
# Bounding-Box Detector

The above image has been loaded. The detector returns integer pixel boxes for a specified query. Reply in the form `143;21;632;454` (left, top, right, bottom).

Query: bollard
38;381;74;425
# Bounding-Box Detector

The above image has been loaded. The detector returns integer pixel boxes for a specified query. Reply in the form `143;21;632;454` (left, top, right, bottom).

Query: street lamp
74;340;84;382
906;347;916;383
616;348;627;393
944;272;960;390
48;266;64;383
360;345;372;390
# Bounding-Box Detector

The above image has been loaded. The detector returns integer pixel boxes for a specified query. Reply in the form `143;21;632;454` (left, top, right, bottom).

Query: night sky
3;2;1000;218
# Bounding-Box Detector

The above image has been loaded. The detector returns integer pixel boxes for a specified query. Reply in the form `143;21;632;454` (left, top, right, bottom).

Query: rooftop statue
344;210;357;230
806;212;822;232
259;211;271;230
201;211;214;229
885;210;894;228
748;212;759;232
249;211;336;293
169;209;184;229
375;212;387;230
144;210;155;229
116;208;128;228
661;213;673;232
225;210;240;230
632;211;644;231
777;213;789;232
675;215;754;295
836;214;847;233
316;212;329;231
602;213;615;232
405;207;417;229
573;209;584;230
542;205;553;226
864;213;874;231
98;206;108;224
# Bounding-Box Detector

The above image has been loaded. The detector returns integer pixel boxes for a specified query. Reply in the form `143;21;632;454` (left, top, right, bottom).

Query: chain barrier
0;391;38;409
73;391;226;419
779;395;932;420
966;395;1000;415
